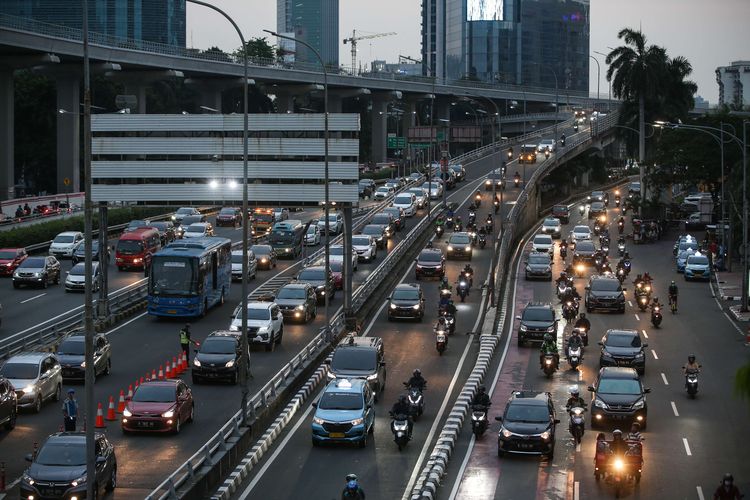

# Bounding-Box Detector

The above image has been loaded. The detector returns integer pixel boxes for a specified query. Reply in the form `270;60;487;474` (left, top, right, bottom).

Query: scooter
478;233;487;248
560;245;568;259
389;412;411;451
563;301;578;322
574;326;589;347
616;267;627;284
542;354;557;378
578;204;585;216
435;323;448;355
435;225;444;239
568;406;586;444
404;383;425;419
470;404;491;437
684;368;701;398
544;150;550;159
474;192;482;207
438;310;456;333
557;281;571;299
457;280;470;302
618;242;626;256
514;177;521;188
567;345;583;370
618;221;625;234
651;305;662;327
493;199;500;213
446;216;454;230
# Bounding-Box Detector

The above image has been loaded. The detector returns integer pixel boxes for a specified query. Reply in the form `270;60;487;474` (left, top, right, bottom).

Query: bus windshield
270;231;295;244
254;213;274;223
149;257;199;296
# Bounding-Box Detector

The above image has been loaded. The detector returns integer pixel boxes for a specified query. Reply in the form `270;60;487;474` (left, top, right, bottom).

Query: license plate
517;443;534;449
167;310;177;314
138;421;156;428
328;432;345;438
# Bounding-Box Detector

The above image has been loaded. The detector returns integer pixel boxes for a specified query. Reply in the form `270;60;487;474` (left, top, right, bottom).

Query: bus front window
150;257;198;296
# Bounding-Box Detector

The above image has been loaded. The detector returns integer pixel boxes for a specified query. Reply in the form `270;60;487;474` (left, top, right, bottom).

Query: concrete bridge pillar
56;75;81;193
401;99;417;135
123;83;147;114
273;90;295;113
371;95;389;164
0;70;14;200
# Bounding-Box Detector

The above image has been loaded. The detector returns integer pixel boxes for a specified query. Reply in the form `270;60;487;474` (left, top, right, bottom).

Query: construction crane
343;30;396;72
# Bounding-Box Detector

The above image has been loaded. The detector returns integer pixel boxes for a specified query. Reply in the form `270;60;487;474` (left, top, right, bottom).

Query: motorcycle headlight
594;398;608;409
123;408;132;417
632;399;645;410
225;360;235;368
161;409;175;418
613;458;624;471
350;418;364;426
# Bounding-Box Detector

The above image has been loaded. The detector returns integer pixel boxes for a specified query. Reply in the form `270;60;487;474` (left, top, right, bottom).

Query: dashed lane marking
20;293;46;304
628;300;633;307
641;328;648;339
671;401;680;417
651;349;659;360
683;437;692;456
634;314;640;321
697;486;705;500
574;481;580;500
661;373;669;385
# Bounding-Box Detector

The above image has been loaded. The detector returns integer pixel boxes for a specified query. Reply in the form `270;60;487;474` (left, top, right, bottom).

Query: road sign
387;136;406;148
410;143;431;149
63;177;70;186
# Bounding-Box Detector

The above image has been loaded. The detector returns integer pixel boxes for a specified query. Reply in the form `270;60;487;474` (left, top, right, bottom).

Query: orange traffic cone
95;403;106;428
106;396;117;421
165;361;172;379
181;351;188;371
158;365;164;380
127;384;134;399
117;390;126;413
151;369;156;381
172;356;179;375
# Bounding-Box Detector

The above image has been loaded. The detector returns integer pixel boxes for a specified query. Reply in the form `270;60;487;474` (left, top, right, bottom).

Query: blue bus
147;237;232;317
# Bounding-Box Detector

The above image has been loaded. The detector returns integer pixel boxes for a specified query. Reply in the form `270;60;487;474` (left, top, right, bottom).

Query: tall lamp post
265;30;333;331
593;51;612;111
589;55;601;103
529;63;559;143
187;0;251;423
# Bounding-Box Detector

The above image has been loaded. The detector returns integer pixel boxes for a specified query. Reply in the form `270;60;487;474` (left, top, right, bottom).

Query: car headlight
366;373;379;381
540;431;551;440
594;398;608;409
133;258;142;263
350;418;364;426
519;325;528;332
546;326;555;332
22;384;36;394
33;272;41;277
161;409;175;418
313;417;325;425
632;399;645;410
635;351;645;359
71;474;86;487
193;359;201;367
257;326;269;334
296;305;305;310
225;360;235;368
412;304;421;310
447;245;453;251
390;303;397;309
229;325;239;331
261;258;268;263
123;408;132;417
22;473;34;485
501;427;512;438
465;246;471;251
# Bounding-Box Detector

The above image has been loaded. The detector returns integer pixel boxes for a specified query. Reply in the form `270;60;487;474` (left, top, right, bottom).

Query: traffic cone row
95;403;106;428
106;396;117;421
117;390;126;413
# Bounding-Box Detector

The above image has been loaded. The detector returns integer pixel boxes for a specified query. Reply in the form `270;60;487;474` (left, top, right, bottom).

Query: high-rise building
277;0;339;68
421;0;590;93
716;61;750;109
1;0;186;47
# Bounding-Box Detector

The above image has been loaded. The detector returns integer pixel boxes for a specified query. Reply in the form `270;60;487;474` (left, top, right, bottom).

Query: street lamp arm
613;123;657;139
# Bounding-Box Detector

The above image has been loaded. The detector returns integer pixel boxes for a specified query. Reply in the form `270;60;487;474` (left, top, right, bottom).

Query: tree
235;37;275;61
202;45;232;63
659;56;698;122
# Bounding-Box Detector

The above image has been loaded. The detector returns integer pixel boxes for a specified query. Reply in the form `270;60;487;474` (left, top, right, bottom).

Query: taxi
311;378;375;448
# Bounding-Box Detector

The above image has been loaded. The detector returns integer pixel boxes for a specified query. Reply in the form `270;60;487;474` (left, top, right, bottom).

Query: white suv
329;245;358;271
229;301;284;351
49;231;84;258
532;234;554;256
352;235;377;262
393;193;417;217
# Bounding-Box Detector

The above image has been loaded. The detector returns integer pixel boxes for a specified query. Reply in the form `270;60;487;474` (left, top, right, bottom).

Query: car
517;303;556;346
495;390;559;459
536;139;556;153
588;367;650;429
149;221;177;245
172;207;201;225
551;205;570;224
311;378;375;447
589;190;605;203
684;252;710;281
251;244;277;270
71;239;109;265
0;376;18;430
685;212;707;229
449;164;466;181
56;331;112;380
329;245;358;271
383;207;406;231
180;214;207;227
374;186;394;200
326;335;386;402
531;234;554;256
485;168;505;191
20;432;117;499
0;352;62;412
230;250;258;281
525;252;552;281
228;301;284;349
598;329;647;374
570;225;592;241
540;218;562;238
273;207;290;222
49;231;84;258
65;262;101;292
585;275;626;313
393;193;417;217
317;213;344;235
124;219;152;233
589;201;606;220
573;239;597;265
384;181;400;191
183;222;214;238
351;235;377;262
447;232;473;260
12;256;61;289
388;283;425;321
0;248;28;276
297;266;336;304
407;187;427;208
275;282;317;323
122;379;194;433
305;224;321;246
421;181;443;199
361;224;387;249
216;207;242;227
329;261;344;290
191;331;249;384
518;144;538;164
674;235;699;257
415;248;446;279
676;248;693;273
371;213;395;237
408;172;424;183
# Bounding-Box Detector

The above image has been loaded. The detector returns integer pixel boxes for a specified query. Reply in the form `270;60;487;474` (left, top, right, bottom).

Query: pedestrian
62;389;78;431
709;240;718;262
179;323;198;363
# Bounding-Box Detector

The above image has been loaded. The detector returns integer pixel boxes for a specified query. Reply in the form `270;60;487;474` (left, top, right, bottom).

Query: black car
371;213;395;237
387;283;425;321
71;239;108;265
573;239;597;265
124;219;151;232
326;336;386;402
450;164;466;181
275;283;317;323
525;252;552;281
589;201;606;220
56;332;112;380
415;248;445;279
598;329;647;374
517;303;557;346
12;256;61;289
383;207;406;231
216;207;242;227
0;376;17;431
296;266;336;304
192;331;248;384
589;367;650;429
251;244;277;270
361;224;387;249
585;276;626;313
20;432;117;499
495;391;559;459
447;232;473;260
552;204;570;224
149;221;176;245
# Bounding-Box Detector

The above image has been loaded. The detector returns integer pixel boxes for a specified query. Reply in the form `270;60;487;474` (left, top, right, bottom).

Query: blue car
312;378;375;448
684;253;710;281
675;250;693;273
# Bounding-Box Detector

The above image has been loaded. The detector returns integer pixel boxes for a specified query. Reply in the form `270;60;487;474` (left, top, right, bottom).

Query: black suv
57;332;112;380
361;224;387;249
275;283;317;323
296;266;336;304
149;221;177;245
588;367;650;429
552;204;570;224
326;336;386;402
415;248;446;279
20;432;117;499
0;376;17;431
192;331;249;384
388;283;425;321
72;239;108;265
585;276;626;313
573;239;597;265
598;329;647;374
495;391;559;459
383;207;406;231
517;303;557;346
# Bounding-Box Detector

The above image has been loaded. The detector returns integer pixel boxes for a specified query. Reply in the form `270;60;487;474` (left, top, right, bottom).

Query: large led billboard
467;0;503;21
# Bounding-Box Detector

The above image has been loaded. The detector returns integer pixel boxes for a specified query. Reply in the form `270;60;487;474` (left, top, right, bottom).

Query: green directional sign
410;143;432;149
387;136;407;148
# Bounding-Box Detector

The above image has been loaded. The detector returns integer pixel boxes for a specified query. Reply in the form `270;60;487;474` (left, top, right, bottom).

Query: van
326;335;386;402
115;227;161;271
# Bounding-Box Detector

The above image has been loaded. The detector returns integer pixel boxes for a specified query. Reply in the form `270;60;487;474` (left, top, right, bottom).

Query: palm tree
660;56;698;121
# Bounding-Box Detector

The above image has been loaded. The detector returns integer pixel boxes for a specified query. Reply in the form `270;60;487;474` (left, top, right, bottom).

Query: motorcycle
435;323;448;355
542;354;557;378
578;204;585;216
563;300;578;322
493;198;500;213
601;240;610;255
474;192;482;207
389;412;411;451
574;326;589;347
470;404;491;437
567;345;583;370
435;225;444;239
454;222;464;232
593;223;603;236
507;149;513;160
438;310;456;333
651;305;662;327
618;221;625;234
544;149;550;159
669;295;678;313
404;383;425;419
568;406;586;443
616;267;627;284
478;233;487;248
446;216;454;230
468;210;476;224
618;242;626;256
637;294;650;311
556;281;571;299
684;367;700;398
514;176;521;187
462;270;474;287
457;280;470;302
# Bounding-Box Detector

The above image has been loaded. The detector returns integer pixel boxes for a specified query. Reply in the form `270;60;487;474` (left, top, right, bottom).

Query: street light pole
589;55;601;103
593;51;612;111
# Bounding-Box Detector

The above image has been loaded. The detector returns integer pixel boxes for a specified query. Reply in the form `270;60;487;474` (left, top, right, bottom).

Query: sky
187;0;750;104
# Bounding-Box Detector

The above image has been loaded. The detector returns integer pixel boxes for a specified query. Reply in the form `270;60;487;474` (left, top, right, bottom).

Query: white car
407;187;427;208
408;172;424;183
374;186;394;200
540;217;562;238
229;301;284;350
421;181;443;200
570;225;592;241
351;235;377;262
273;208;289;221
532;234;554;255
183;222;214;238
384;181;400;191
317;213;343;235
537;139;556;153
49;231;84;258
65;262;100;292
328;245;358;271
305;224;321;245
230;250;258;281
172;207;200;224
393;193;417;217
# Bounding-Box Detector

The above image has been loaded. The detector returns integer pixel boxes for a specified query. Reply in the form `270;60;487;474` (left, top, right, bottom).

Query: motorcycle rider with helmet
539;333;559;369
713;473;742;500
341;473;366;500
472;385;491;408
610;429;627;455
669;280;679;308
574;313;590;333
682;354;701;388
407;369;427;392
462;263;474;284
565;387;586;410
566;330;584;359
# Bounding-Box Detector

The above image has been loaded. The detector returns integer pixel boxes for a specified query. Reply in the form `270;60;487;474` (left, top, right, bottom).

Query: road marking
641;328;648;339
634;314;640;321
697;486;705;500
20;293;46;303
628;300;633;307
651;349;659;360
106;311;148;335
661;373;669;385
683;437;692;456
574;481;580;500
575;443;581;453
671;401;680;417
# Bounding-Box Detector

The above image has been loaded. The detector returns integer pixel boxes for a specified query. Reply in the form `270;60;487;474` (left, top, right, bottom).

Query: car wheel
276;326;283;345
34;394;42;413
174;416;181;434
53;384;61;402
105;466;117;491
104;359;111;376
42;277;48;289
188;404;194;423
4;407;17;430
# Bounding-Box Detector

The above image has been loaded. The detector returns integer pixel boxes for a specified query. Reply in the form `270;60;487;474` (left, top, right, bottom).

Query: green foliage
360;168;395;180
203;46;232;63
735;362;750;406
236;37;275;61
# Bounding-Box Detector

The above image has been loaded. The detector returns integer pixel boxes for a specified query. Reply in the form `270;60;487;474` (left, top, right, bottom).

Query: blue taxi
311;378;375;448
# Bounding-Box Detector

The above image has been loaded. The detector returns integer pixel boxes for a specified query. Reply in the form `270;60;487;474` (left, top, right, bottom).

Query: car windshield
362;226;382;236
35;442;86;466
523;308;553;322
18;257;45;268
318;391;363;410
553;206;567;214
330;261;343;272
592;280;621;291
176;208;195;215
423;182;440;190
128;221;147;229
53;235;75;243
352;237;371;246
245;308;271;320
117;240;144;254
132;385;176;403
450;234;471;244
182;216;203;225
0;362;39;379
505;403;550;423
574;227;589;235
409;189;424;197
251;245;271;256
150;222;168;231
277;287;306;299
395;196;412;204
543;220;558;227
688;256;709;265
219;208;236;215
201;338;236;354
330;247;344;256
58;339;85;355
299;269;326;281
577;242;595;252
186;224;206;233
597;378;641;395
69;263;87;276
419;251;442;262
331;349;377;371
0;251;18;259
372;215;391;225
591;203;604;210
306;226;317;234
149;256;198;296
75;240;99;254
392;289;419;300
231;254;245;264
679;241;698;252
376;187;389;193
606;334;641;348
534;236;552;244
528;255;549;265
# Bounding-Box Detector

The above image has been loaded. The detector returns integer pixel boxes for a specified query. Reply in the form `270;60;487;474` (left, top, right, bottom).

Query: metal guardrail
498;112;571;123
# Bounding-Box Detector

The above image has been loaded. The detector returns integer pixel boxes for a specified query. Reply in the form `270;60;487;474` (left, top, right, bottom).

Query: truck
251;208;275;236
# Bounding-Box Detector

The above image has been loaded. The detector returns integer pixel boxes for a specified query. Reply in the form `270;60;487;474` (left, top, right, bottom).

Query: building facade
1;0;186;47
421;0;589;93
716;61;750;109
277;0;339;68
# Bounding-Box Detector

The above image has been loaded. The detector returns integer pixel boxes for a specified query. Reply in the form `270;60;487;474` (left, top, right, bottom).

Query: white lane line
106;311;148;335
641;328;648;339
575;443;581;453
634;314;640;321
20;293;46;304
574;481;580;500
661;373;669;385
651;349;659;360
671;401;680;417
683;437;692;456
628;300;633;307
697;486;705;500
722;312;745;335
237;401;317;499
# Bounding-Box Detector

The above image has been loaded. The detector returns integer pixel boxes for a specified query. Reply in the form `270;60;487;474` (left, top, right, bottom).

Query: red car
329;261;344;290
121;379;194;434
0;248;28;276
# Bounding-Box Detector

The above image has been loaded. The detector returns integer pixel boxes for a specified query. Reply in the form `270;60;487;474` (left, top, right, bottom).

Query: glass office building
277;0;339;68
1;0;187;47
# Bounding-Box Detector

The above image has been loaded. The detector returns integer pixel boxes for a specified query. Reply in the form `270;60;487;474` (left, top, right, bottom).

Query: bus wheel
219;290;225;306
202;299;208;317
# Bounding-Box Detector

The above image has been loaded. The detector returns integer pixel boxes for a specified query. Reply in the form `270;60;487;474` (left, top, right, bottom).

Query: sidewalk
713;268;750;322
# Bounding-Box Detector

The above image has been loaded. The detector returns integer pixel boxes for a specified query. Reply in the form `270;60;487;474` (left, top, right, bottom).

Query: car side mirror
312;401;318;408
494;416;503;422
644;388;651;394
642;343;648;348
587;386;595;392
380;362;386;367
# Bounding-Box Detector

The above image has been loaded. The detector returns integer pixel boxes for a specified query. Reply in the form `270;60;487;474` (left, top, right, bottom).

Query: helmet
723;473;734;483
67;388;75;394
653;297;659;302
671;280;676;285
543;333;552;342
346;474;358;482
478;385;486;394
426;241;433;248
569;386;579;397
398;395;407;404
560;271;567;278
580;313;586;319
636;274;642;279
613;429;623;438
688;354;696;363
413;369;421;377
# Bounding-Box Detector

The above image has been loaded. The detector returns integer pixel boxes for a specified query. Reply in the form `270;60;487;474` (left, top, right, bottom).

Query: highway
443;187;750;499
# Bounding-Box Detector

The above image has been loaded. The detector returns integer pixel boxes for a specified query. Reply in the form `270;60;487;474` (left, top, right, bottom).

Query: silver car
231;250;258;281
0;352;62;412
65;262;101;292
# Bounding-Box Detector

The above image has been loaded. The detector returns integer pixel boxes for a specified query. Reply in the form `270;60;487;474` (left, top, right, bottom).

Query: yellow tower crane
343;30;397;72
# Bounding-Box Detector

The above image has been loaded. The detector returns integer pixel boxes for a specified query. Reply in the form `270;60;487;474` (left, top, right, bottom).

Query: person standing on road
62;389;78;431
179;323;198;363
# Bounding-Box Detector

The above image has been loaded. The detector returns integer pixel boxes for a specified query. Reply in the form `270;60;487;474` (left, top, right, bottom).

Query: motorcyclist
443;299;457;318
610;429;627;455
472;385;491;408
434;315;450;332
668;280;679;307
650;296;662;311
560;133;566;145
439;276;452;293
562;284;581;303
556;271;571;287
643;272;653;284
574;313;590;333
567;329;584;356
565;387;586;410
390;395;413;438
15;205;23;218
633;274;644;288
539;333;559;369
626;422;643;443
514;171;521;184
407;369;427;392
713;473;742;500
342;473;366;500
435;215;445;227
683;354;701;377
462;264;474;282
